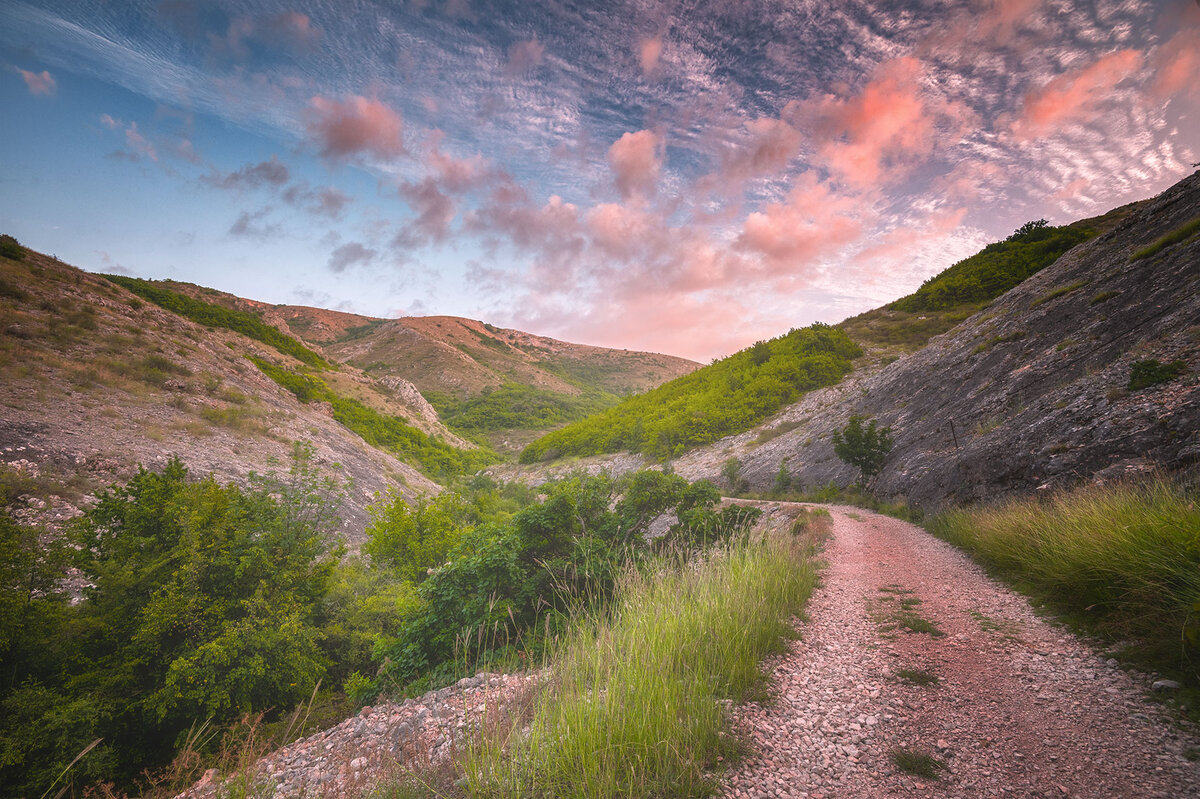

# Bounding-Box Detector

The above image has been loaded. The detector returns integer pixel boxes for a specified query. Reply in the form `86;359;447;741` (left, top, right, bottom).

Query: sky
1;1;1197;362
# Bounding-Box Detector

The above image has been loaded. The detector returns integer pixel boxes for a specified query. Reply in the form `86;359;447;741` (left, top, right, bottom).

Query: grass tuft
465;531;817;798
895;668;939;686
890;747;946;779
1129;216;1200;262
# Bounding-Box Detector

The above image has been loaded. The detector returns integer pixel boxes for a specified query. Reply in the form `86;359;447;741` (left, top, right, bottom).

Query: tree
773;459;791;495
831;415;893;488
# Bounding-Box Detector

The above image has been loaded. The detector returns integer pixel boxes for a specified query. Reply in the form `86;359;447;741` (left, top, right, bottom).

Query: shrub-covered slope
520;324;861;462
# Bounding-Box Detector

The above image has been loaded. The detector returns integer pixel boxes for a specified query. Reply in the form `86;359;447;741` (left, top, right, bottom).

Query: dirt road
722;504;1199;799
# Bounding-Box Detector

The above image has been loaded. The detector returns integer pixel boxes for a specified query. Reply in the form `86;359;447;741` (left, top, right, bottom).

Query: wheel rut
722;504;1199;799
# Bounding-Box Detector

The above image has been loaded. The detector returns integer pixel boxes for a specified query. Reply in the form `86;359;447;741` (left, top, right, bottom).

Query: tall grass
930;479;1200;686
465;531;817;798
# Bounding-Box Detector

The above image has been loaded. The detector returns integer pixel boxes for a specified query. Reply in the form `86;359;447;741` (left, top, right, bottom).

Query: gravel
721;505;1200;799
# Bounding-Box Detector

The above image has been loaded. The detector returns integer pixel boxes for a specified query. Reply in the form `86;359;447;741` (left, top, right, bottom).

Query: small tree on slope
832;415;894;488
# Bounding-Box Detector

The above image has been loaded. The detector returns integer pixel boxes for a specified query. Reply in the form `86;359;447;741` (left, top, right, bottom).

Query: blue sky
2;0;1197;361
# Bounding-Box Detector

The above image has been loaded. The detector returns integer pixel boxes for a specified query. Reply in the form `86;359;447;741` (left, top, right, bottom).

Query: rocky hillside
501;171;1200;508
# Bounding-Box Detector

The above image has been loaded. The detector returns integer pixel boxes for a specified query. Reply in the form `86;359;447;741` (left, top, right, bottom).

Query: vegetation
521;323;861;462
1128;359;1186;391
0;233;26;261
930;479;1200;700
890;748;947;779
102;275;330;368
251;357;494;481
426;382;616;435
889;221;1093;313
832;415;894;487
1030;280;1087;307
0;446;359;796
464;526;817;798
895;668;939;686
1129;216;1200;262
368;470;762;696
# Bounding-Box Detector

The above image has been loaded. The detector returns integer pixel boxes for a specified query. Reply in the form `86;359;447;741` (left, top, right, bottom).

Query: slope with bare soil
723;504;1199;799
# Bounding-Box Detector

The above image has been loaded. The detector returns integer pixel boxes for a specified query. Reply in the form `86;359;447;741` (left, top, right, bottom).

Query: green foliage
0;445;352;797
522;323;861;462
773;460;792;494
1129;216;1200;262
832;415;894;487
102;275;330;368
1128;359;1186;391
465;529;817;798
0;234;26;261
1090;290;1120;305
251;357;495;481
930;479;1200;696
426;382;616;434
364;493;474;582
890;748;947;779
889;223;1093;312
371;471;759;694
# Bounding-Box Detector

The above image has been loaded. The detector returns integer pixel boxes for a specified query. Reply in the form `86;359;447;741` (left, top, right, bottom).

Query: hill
132;283;698;453
504;172;1199;506
0;258;693;539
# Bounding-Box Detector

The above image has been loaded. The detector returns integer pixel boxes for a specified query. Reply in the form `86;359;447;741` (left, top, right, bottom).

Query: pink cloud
18;68;55;96
124;122;158;161
707;117;802;192
306;95;406;160
506;39;545;75
1150;26;1200;101
1011;49;1144;140
797;57;966;188
737;173;863;272
607;129;663;199
639;36;663;74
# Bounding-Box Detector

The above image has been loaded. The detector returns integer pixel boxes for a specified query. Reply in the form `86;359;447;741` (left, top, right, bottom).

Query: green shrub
102;275;330;368
522;324;860;462
1030;280;1087;307
832;415;893;487
0;234;26;261
1128;359;1186;391
1090;290;1120;305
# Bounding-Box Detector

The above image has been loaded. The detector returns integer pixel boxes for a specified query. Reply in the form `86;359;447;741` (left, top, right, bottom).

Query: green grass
890;748;946;779
103;275;330;368
521;323;860;463
894;668;939;686
1090;290;1120;305
971;329;1026;355
464;530;817;799
1129;216;1200;262
1030;280;1087;308
251;357;495;481
930;479;1200;698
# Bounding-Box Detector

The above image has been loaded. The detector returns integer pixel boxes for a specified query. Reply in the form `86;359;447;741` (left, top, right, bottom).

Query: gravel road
721;504;1199;799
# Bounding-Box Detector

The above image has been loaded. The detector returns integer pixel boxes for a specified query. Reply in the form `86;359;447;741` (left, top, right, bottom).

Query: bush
832;415;893;487
1128;359;1186;391
0;234;26;261
465;529;817;798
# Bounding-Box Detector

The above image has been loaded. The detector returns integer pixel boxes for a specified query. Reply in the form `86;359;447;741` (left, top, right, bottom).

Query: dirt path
722;505;1199;799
